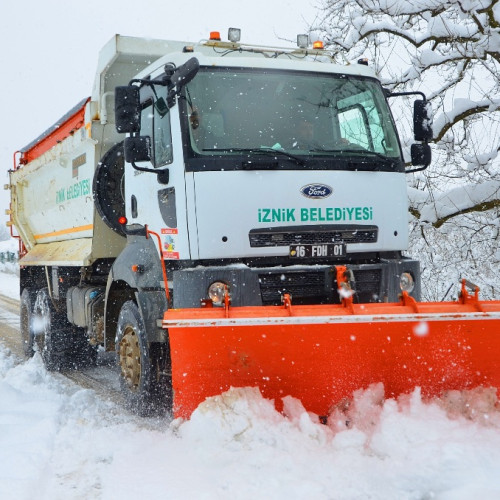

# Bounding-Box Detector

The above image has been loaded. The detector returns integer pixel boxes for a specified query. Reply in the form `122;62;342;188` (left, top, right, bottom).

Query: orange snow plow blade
163;281;500;419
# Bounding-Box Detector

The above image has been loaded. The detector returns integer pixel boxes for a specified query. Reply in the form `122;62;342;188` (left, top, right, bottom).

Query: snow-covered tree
312;0;500;222
0;224;9;242
312;0;500;299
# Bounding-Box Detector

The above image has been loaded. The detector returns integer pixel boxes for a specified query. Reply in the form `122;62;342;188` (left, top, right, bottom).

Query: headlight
208;281;228;305
400;272;415;293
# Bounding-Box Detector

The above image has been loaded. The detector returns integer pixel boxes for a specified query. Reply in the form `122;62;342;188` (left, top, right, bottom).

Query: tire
32;288;68;371
116;300;171;416
20;288;35;357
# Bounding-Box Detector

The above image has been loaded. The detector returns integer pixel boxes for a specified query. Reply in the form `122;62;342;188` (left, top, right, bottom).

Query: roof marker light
209;31;221;41
312;40;324;50
228;28;241;43
297;34;309;49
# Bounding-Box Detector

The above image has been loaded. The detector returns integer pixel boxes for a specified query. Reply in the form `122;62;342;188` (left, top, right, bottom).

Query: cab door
124;89;190;261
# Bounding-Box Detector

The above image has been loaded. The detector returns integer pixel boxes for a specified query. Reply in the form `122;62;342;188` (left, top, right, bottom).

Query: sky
0;0;317;226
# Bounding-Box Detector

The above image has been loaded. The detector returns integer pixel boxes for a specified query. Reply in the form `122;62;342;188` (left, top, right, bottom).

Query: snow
432;98;500;141
0;238;19;299
0;271;18;300
1;272;500;499
409;180;500;224
0;3;499;493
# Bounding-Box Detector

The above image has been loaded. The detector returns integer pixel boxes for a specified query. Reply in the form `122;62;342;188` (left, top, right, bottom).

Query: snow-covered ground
0;238;19;299
0;270;19;300
1;347;500;500
1;265;500;499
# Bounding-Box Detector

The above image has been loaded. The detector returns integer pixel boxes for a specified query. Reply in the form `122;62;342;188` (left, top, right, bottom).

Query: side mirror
115;86;141;133
171;57;200;89
414;100;433;142
410;143;431;166
124;136;151;163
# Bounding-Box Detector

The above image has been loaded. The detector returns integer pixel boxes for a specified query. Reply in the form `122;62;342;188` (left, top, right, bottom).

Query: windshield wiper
257;147;306;166
207;147;306;167
310;148;397;167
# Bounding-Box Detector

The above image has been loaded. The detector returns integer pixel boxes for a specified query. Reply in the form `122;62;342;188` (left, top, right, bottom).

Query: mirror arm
385;90;432;173
127;57;199;109
127;78;179;108
405;164;429;174
130;161;156;174
385;89;427;101
130;161;169;185
167;85;181;108
128;77;169;87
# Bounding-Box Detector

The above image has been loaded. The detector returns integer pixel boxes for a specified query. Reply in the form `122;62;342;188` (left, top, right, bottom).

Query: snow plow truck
7;32;500;419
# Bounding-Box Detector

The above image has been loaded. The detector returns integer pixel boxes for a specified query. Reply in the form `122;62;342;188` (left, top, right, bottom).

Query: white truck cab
112;34;430;307
10;32;432;415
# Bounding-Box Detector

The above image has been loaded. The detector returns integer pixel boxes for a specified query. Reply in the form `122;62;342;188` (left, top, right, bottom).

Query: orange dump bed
17;97;89;167
163;283;500;419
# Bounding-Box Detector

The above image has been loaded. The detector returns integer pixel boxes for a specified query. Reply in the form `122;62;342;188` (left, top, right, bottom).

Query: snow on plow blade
163;283;500;419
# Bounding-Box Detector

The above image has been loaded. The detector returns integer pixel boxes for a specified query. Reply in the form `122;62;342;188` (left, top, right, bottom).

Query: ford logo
300;184;333;199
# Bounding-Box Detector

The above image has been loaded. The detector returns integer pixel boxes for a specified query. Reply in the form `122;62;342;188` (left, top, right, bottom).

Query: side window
140;99;173;167
337;90;391;154
154;105;173;167
338;105;372;150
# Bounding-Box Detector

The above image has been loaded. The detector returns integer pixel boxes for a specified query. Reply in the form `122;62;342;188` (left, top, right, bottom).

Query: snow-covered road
1;266;500;499
0;301;18;329
2;344;500;500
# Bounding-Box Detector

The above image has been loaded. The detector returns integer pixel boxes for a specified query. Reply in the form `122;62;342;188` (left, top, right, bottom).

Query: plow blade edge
163;294;500;419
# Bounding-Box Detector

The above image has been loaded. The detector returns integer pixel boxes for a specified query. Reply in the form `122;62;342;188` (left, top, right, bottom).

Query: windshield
183;68;401;162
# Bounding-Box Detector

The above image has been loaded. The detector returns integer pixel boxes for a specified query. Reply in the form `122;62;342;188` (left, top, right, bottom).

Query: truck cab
10;33;432;416
114;36;423;309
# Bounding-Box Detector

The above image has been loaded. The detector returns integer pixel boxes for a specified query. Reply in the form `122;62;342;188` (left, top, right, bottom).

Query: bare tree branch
313;0;500;300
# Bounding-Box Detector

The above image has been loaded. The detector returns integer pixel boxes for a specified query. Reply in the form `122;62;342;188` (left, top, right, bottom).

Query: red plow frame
163;277;500;419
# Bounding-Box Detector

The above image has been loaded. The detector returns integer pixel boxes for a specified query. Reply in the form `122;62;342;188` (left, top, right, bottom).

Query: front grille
352;268;382;302
259;271;329;305
258;266;382;305
250;225;378;247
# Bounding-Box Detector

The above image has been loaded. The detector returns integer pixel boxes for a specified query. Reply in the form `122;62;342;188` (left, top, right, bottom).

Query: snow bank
1;344;500;500
0;268;19;299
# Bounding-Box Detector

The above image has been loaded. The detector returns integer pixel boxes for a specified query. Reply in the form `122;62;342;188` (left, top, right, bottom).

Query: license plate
289;243;346;258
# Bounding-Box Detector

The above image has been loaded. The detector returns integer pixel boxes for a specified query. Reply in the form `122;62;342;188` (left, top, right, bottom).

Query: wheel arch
104;278;136;350
103;233;168;350
20;265;46;297
104;282;168;350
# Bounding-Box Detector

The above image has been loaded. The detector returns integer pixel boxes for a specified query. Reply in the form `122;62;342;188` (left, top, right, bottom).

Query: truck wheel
20;288;35;357
32;288;67;371
116;300;169;416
